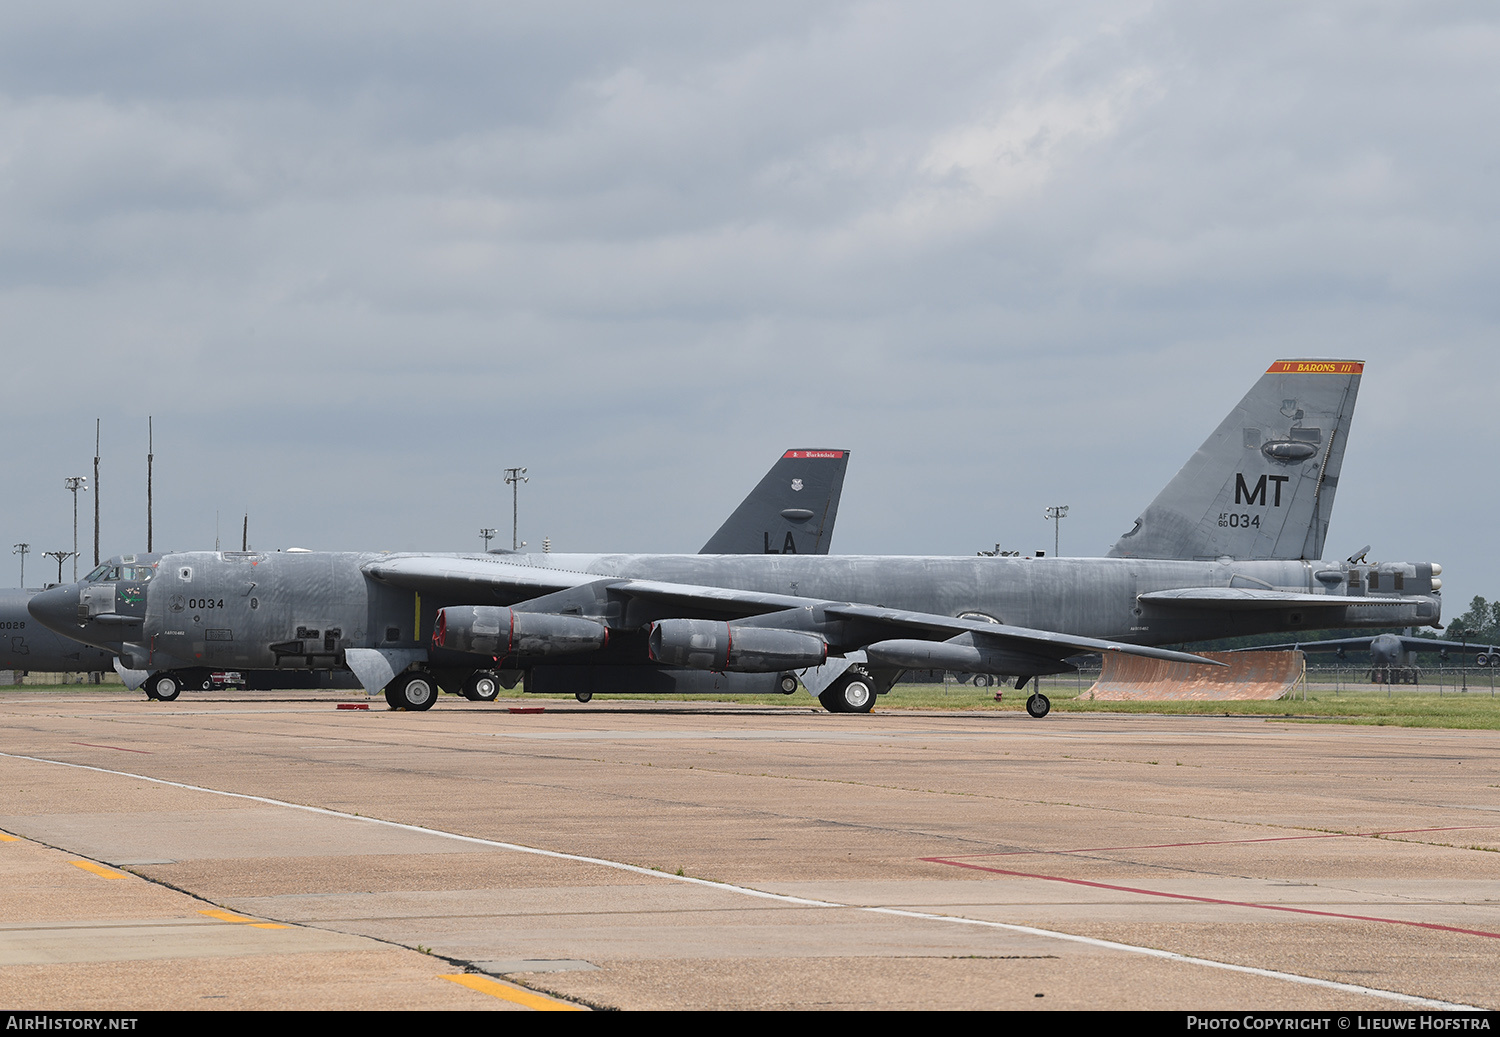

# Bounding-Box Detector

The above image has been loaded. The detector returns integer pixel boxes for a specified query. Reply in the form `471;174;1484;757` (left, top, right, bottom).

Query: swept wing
364;554;1220;674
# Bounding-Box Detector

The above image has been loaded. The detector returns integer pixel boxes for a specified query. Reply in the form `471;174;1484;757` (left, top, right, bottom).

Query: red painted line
933;825;1500;860
921;857;1500;940
69;742;151;754
336;703;369;710
509;707;545;714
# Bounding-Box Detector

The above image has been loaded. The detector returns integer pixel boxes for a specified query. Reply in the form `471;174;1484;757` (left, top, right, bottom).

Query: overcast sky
3;2;1497;614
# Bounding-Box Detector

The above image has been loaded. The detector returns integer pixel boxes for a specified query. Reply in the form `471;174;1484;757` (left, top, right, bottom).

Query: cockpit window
124;565;153;582
84;564;111;583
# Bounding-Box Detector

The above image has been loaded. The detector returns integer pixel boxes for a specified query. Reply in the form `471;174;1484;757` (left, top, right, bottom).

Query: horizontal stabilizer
1141;588;1437;612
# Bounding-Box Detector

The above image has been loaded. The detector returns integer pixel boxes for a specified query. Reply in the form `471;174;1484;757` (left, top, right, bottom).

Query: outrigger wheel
385;671;438;711
1026;693;1051;718
818;668;876;714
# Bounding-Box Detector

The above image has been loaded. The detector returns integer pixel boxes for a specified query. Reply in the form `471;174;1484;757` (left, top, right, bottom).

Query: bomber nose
27;584;81;635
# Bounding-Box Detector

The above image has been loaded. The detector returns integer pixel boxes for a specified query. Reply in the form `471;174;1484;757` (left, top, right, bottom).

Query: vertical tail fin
700;449;850;555
1108;360;1362;561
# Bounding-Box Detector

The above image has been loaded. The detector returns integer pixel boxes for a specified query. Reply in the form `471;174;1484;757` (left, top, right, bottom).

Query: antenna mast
93;418;100;566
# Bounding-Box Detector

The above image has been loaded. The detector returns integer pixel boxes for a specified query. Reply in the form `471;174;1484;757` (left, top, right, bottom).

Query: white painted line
1;750;1480;1010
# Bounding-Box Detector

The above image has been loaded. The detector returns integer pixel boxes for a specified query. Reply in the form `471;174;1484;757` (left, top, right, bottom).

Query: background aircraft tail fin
1108;360;1362;561
700;449;849;555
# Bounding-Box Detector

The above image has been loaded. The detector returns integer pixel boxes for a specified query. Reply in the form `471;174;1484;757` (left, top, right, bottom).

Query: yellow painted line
198;908;289;929
71;860;126;879
200;908;254;922
0;832;19;842
441;974;583;1011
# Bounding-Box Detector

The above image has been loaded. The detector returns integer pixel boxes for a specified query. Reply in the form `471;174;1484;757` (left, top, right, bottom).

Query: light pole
1044;504;1069;558
65;476;87;580
44;551;75;585
12;543;28;588
503;467;528;550
479;527;497;552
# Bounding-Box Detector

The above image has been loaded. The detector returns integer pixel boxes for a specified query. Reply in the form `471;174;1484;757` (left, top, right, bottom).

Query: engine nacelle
863;637;1075;677
434;606;607;657
648;619;827;672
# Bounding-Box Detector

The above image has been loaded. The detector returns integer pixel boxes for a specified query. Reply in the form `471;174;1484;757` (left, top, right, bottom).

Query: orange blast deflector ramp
1086;650;1304;701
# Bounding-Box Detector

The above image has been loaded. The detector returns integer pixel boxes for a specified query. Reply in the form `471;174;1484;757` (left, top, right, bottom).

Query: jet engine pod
648;619;827;672
434;605;607;657
863;637;1075;677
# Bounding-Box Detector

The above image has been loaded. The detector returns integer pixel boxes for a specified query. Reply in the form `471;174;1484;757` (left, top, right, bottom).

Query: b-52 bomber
30;361;1444;715
0;588;116;674
27;448;850;700
1239;630;1489;685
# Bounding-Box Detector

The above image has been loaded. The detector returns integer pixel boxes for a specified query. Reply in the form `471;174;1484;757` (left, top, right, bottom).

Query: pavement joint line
441;974;585;1011
921;857;1500;941
940;824;1500;858
69;741;151;754
0;749;1481;1011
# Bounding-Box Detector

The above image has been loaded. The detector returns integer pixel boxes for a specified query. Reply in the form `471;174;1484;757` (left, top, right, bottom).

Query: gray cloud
1;2;1496;611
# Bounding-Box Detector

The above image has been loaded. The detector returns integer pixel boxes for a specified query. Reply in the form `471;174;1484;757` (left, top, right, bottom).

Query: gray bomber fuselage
0;589;117;672
51;549;1440;673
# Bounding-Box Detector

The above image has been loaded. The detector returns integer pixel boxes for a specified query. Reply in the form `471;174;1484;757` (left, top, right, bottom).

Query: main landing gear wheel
972;674;992;688
385;672;438;711
463;670;500;702
145;673;181;702
575;691;593;703
778;672;800;695
819;670;876;714
1026;693;1051;718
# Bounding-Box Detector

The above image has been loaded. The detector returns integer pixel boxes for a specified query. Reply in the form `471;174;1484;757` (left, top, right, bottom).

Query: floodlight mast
1044;504;1069;558
503;467;528;550
44;550;75;585
12;543;29;588
64;477;88;581
479;528;497;551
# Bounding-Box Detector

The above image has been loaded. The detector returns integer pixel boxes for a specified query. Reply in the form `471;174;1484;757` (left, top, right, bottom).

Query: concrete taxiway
1;689;1496;1011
